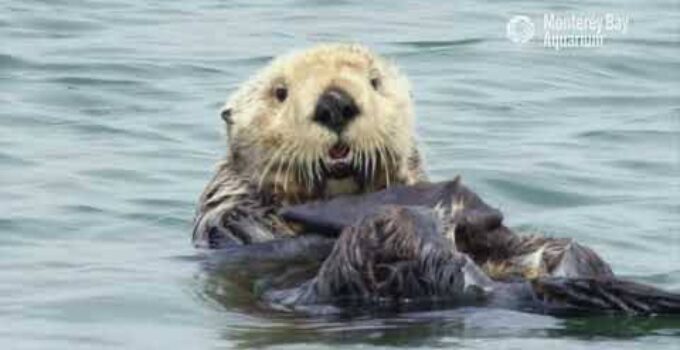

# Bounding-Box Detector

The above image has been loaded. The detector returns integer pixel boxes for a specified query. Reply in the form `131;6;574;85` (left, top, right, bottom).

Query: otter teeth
325;143;353;178
327;149;352;166
327;143;352;165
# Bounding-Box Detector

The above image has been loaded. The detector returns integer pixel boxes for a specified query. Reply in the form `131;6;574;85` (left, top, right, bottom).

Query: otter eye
370;77;381;90
221;108;233;124
274;86;288;102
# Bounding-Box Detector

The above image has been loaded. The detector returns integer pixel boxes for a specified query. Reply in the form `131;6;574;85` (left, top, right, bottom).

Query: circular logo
506;15;535;44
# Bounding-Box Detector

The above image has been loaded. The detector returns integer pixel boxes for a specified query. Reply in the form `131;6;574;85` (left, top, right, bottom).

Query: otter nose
313;87;360;134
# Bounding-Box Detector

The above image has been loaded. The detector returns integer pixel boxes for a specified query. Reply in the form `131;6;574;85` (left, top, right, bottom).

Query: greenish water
1;0;678;349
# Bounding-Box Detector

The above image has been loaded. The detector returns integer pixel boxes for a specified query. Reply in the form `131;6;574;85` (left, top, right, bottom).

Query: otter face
221;44;417;202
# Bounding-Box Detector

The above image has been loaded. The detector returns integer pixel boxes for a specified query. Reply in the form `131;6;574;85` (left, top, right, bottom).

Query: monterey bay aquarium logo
506;13;630;50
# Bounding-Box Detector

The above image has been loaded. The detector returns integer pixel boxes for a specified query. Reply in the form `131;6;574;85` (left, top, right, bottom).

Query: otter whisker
282;141;301;195
302;151;311;192
293;149;304;193
291;150;304;203
370;141;379;185
359;149;368;184
384;140;399;172
364;145;373;185
257;142;292;191
314;151;323;185
273;143;296;193
289;142;310;198
304;150;318;192
298;148;310;190
352;149;361;178
375;143;386;186
293;145;311;202
363;148;371;185
315;150;323;183
378;143;391;187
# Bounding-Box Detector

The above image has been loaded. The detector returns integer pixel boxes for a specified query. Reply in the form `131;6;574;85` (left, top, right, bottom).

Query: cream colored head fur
221;43;424;203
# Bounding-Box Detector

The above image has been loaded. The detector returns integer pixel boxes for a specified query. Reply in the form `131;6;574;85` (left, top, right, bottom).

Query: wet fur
264;206;494;308
282;177;615;282
260;205;680;315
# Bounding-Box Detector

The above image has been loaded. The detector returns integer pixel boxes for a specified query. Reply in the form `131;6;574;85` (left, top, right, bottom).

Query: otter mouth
324;142;354;179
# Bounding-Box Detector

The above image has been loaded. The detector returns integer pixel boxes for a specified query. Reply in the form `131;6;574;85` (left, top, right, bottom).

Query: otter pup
194;44;426;248
281;176;614;281
265;205;680;315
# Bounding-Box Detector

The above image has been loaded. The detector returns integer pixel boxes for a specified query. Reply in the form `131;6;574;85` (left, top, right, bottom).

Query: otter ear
220;108;234;125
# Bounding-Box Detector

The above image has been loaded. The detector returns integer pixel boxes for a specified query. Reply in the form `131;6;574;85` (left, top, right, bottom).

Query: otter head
221;43;420;203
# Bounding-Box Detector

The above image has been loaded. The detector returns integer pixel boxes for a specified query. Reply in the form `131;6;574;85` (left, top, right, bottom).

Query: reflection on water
200;270;680;348
195;250;680;348
1;0;678;348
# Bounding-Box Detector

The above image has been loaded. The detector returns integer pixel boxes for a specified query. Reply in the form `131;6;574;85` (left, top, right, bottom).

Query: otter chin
193;43;427;247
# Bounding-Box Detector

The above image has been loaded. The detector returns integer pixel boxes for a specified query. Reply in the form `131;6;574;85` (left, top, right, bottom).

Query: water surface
1;0;678;349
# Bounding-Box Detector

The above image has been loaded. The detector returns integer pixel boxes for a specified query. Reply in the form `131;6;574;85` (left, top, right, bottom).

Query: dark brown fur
282;176;614;281
257;204;680;315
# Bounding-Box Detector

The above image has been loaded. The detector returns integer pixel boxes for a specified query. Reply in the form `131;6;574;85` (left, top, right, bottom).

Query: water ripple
1;0;678;348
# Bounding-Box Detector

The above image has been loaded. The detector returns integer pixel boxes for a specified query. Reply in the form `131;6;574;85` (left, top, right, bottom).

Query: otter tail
521;277;680;315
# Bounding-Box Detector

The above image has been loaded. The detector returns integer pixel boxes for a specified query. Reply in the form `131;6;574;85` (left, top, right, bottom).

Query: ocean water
1;0;678;349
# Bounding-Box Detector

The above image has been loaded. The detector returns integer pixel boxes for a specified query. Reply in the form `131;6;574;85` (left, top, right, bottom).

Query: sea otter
193;41;565;278
194;43;426;249
195;44;680;315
